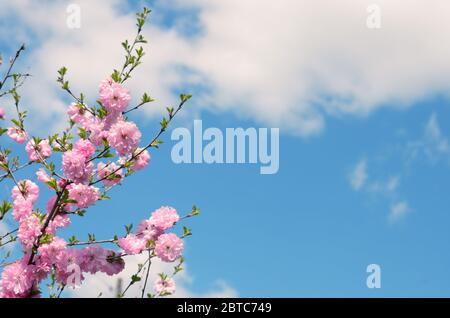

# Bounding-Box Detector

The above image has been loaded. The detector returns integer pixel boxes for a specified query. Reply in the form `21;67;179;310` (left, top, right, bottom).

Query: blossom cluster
0;8;194;298
118;206;184;262
0;77;185;298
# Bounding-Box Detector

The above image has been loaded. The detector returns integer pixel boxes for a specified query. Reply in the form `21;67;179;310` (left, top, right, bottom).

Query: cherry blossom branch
0;44;26;93
0;74;31;98
122;98;152;115
0;237;16;247
118;8;151;83
0;7;198;299
68;238;116;246
0;228;17;240
5;166;25;200
0;161;33;182
119;257;151;297
28;183;70;265
57;69;95;117
7;72;65;181
90;94;191;186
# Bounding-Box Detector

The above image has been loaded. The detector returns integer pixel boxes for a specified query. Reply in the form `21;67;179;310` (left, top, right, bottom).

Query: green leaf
111;70;121;83
0;200;13;217
39;233;54;245
58;66;68;77
182;226;192;237
69;235;80;245
191;205;200;216
46;179;58;191
131;274;141;283
160;117;169;131
88;233;96;242
180;93;192;104
78;128;87;139
125;224;133;234
100;194;111;201
141;92;154;104
11;118;21;128
151;139;164;148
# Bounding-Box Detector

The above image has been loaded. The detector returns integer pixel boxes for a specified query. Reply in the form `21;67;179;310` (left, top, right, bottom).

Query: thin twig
141;250;152;298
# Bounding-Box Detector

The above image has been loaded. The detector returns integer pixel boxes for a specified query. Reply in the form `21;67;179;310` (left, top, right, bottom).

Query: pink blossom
154;276;176;295
62;150;93;184
36;168;52;184
73;139;95;159
149;206;179;231
55;249;84;286
99;78;130;114
25;139;52;161
12;197;33;222
12;180;39;204
99;77;115;91
86;118;108;146
107;120;141;156
17;214;42;250
68;184;100;208
97;162;123;186
78;246;107;274
47;214;71;235
34;256;52;281
6;127;27;144
0;107;5;119
103;111;122;129
131;148;150;171
155;233;183;263
137;219;163;242
0;261;36;298
118;234;146;255
68;246;125;277
38;237;67;265
67;103;93;127
58;178;69;188
101;251;125;276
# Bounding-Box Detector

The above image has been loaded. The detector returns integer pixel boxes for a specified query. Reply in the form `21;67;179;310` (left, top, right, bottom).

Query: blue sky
1;0;450;297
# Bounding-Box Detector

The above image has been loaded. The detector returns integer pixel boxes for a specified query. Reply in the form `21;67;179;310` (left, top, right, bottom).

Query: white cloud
71;254;237;298
389;201;410;223
349;158;411;222
2;0;450;136
408;113;450;163
367;175;400;195
349;159;367;191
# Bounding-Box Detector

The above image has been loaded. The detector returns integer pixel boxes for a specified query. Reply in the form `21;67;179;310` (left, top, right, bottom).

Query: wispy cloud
367;175;400;196
348;158;409;223
348;159;368;191
389;201;411;223
407;113;450;164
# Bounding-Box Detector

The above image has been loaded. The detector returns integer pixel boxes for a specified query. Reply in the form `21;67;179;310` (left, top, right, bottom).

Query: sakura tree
0;7;198;298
